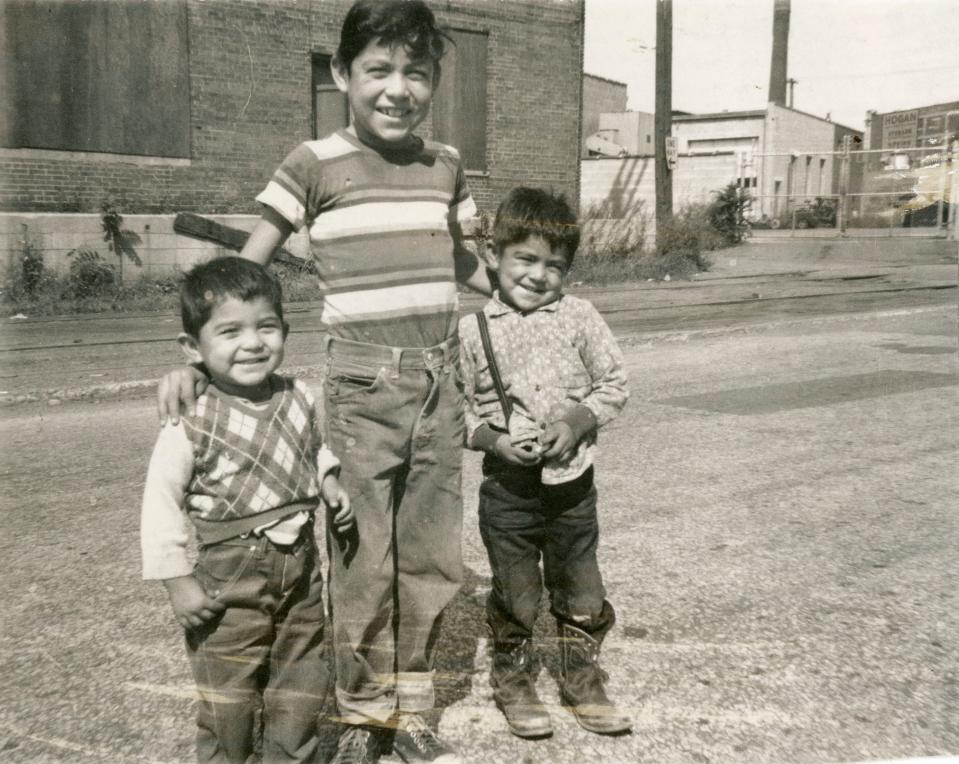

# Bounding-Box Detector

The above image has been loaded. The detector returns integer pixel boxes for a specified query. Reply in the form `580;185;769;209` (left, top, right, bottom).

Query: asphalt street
0;238;957;763
0;237;955;405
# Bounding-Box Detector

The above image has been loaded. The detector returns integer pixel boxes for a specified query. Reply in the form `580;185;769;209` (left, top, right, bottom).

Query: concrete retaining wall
1;213;312;281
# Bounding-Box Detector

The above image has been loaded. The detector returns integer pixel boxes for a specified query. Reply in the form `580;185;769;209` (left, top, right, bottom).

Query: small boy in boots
458;187;631;738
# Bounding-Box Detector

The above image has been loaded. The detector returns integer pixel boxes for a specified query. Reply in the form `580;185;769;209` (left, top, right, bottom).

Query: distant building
582;101;863;226
864;101;959;169
593;111;655;157
582;74;628;155
866;101;959;153
673;103;862;220
860;101;958;226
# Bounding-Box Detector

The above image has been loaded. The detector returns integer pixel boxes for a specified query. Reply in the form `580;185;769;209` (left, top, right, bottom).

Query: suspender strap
475;311;512;425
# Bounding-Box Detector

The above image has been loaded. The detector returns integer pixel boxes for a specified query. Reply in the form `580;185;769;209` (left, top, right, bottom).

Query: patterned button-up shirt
458;292;628;483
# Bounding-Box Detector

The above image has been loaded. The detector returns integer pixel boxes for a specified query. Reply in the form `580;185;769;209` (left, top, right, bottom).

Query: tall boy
141;256;352;762
459;188;632;739
156;1;491;762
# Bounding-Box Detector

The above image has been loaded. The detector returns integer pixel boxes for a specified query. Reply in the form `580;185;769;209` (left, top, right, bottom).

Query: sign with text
882;110;918;150
665;136;677;169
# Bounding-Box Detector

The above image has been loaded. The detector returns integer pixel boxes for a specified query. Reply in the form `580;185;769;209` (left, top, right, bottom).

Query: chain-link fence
739;138;956;239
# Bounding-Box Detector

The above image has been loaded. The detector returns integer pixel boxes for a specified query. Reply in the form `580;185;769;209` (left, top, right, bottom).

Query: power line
800;64;959;81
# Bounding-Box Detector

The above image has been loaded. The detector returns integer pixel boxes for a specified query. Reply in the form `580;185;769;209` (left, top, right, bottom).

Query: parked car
792;197;837;229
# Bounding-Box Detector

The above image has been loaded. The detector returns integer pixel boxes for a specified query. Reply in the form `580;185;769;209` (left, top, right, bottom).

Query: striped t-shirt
256;129;477;348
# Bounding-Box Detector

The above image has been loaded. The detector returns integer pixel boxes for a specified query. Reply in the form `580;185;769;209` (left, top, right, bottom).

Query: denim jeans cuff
395;671;436;713
334;684;396;725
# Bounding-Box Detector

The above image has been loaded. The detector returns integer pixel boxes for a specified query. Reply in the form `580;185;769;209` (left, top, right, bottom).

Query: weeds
67;249;116;297
571;199;720;285
2;245;319;317
5;180;741;315
4;235;47;301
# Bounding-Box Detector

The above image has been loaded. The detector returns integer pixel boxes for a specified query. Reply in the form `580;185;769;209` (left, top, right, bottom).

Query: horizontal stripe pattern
256;130;475;347
309;200;450;242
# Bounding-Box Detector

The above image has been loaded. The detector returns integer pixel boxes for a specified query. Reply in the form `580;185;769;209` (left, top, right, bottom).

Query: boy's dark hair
180;256;284;337
492;187;581;265
337;0;450;76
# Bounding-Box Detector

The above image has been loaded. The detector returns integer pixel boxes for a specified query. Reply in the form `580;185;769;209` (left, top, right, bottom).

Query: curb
617;304;954;348
2;305;951;409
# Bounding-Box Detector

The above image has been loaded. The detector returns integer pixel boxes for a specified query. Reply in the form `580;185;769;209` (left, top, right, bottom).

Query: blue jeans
322;335;464;724
186;529;329;763
478;462;613;644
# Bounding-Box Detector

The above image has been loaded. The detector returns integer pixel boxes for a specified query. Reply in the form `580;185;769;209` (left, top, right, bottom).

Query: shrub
67;249;116;297
18;237;45;297
270;257;319;303
3;236;48;303
100;200;142;281
707;182;751;245
569;200;718;285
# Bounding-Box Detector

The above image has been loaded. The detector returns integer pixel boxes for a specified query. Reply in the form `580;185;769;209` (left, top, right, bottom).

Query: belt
322;334;458;371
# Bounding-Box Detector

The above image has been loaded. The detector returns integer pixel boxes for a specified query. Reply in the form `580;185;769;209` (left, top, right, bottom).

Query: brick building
1;0;584;274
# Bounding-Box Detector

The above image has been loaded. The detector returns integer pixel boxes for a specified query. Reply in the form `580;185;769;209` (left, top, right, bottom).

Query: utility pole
654;0;673;241
786;77;797;108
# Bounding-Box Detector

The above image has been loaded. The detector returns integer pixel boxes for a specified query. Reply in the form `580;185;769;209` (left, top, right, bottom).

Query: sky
583;0;959;131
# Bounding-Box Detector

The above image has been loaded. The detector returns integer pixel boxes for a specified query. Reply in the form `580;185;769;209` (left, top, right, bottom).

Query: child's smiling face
492;235;570;313
179;296;286;400
333;40;435;149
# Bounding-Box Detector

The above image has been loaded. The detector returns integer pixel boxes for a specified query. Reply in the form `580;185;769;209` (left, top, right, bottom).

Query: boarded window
432;29;488;171
312;53;348;140
1;0;191;157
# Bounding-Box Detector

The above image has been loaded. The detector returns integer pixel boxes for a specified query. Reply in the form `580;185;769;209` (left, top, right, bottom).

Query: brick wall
1;0;583;219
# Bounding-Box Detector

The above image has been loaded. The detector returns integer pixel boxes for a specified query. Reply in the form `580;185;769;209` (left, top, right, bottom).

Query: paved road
0;297;956;762
1;238;956;404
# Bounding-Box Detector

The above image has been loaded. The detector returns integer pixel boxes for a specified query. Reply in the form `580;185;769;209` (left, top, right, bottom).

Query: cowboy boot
557;621;632;735
490;638;553;738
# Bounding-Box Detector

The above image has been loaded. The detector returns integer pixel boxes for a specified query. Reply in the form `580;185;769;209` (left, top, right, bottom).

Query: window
1;0;190;157
312;53;349;140
432;29;488;172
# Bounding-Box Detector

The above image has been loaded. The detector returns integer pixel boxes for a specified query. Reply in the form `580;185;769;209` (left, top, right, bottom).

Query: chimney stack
768;0;790;106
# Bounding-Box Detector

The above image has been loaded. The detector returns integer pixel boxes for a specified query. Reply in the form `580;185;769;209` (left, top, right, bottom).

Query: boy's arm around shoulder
572;298;629;431
452;220;493;296
239;207;294;266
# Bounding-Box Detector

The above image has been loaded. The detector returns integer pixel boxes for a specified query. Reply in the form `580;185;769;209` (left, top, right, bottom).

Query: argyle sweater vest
181;376;320;544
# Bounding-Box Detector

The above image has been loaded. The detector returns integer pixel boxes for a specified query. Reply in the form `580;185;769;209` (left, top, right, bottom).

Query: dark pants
187;530;329;763
478;460;613;644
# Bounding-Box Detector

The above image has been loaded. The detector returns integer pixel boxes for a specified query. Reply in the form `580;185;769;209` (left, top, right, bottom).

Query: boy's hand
157;366;209;425
493;434;542;466
163;575;225;631
322;474;353;533
540;421;577;462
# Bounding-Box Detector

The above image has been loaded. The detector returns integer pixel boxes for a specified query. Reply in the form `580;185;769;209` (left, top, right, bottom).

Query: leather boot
557;622;632;735
490;639;553;738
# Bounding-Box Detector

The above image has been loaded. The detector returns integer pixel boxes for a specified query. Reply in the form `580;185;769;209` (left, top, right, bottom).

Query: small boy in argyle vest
140;256;353;763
